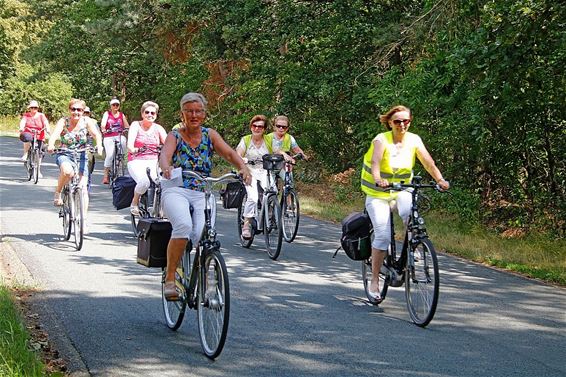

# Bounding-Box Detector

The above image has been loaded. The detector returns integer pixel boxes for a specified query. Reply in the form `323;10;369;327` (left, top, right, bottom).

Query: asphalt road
1;136;564;377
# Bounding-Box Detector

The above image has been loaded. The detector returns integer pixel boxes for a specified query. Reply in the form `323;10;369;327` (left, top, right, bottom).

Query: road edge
0;238;91;376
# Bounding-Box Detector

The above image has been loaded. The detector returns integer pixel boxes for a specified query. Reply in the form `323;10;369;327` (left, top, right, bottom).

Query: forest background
1;0;564;239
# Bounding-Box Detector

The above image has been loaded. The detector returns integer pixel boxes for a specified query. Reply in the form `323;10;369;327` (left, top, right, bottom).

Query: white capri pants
162;187;216;243
127;159;158;195
103;135;127;168
243;169;268;218
365;190;413;250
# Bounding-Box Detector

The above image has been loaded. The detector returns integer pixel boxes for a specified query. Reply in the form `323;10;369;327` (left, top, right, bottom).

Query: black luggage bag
137;218;172;268
112;176;136;210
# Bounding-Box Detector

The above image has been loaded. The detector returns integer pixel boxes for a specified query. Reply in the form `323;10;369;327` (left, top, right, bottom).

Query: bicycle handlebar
181;170;241;192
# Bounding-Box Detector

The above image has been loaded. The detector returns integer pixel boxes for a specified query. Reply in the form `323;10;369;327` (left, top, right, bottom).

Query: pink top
128;122;162;161
103;111;125;137
22;113;48;140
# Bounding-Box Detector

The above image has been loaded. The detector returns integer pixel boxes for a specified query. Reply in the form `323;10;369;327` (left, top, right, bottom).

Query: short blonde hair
68;98;86;110
141;101;159;114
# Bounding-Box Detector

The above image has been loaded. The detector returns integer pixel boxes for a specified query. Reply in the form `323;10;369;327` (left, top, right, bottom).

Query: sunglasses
252;124;265;129
111;103;120;107
144;110;156;115
29;107;38;110
70;107;84;112
275;124;289;129
392;119;411;125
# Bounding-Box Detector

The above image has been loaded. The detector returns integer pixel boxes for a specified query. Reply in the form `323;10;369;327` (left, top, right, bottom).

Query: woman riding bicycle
19;100;51;175
101;98;130;184
47;99;103;226
361;105;449;302
159;92;251;300
235;115;275;240
127;101;167;215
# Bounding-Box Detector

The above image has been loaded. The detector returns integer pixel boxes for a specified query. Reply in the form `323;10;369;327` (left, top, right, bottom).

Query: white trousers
365;191;412;250
127;159;158;195
103;135;126;168
162;187;216;243
243;169;268;218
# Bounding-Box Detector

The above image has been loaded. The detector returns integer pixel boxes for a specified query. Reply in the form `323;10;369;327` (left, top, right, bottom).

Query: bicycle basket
220;181;245;209
262;154;284;171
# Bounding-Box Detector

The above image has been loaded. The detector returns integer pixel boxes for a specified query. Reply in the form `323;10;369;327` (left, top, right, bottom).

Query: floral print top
172;127;214;192
59;117;88;149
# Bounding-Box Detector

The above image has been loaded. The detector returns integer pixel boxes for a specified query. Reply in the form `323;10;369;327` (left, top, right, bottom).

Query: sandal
53;192;63;206
164;281;179;301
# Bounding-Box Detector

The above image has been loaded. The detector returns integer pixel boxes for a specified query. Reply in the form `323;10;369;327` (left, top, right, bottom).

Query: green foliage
2;0;564;234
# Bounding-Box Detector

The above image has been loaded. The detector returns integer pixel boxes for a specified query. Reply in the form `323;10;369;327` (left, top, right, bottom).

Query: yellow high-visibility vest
360;131;417;198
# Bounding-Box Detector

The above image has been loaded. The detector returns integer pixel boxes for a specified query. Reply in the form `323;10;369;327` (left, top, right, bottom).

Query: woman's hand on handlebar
162;165;174;180
437;179;450;191
375;178;389;188
239;166;252;185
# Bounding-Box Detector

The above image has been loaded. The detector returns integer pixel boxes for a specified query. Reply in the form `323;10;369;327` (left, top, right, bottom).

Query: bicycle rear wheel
264;195;283;260
61;189;72;241
237;193;254;248
197;249;230;359
362;256;389;304
281;189;300;243
161;267;187;330
405;238;439;327
32;149;40;184
73;188;84;251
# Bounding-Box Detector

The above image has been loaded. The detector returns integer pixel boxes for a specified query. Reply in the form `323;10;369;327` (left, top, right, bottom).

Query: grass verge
0;284;47;376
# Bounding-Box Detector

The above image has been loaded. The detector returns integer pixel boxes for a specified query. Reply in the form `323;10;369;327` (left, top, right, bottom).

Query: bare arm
122;114;130;129
371;138;388;187
157;125;168;144
43;114;51;135
127;121;139;153
210;129;251;184
87;119;103;155
48;118;65;151
100;112;109;133
159;132;177;179
19;117;26;132
416;144;450;190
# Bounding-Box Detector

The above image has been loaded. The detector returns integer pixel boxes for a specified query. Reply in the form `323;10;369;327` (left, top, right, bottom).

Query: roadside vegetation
0;284;49;376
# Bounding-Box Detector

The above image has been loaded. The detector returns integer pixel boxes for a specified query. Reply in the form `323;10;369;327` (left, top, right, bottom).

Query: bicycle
54;147;92;251
361;176;445;327
130;148;164;237
237;154;285;260
279;153;303;243
162;170;240;359
107;130;126;188
23;128;45;184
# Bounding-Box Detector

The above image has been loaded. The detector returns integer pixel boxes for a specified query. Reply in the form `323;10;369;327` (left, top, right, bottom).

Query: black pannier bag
137;218;172;268
220;181;245;209
112;176;136;210
334;212;372;260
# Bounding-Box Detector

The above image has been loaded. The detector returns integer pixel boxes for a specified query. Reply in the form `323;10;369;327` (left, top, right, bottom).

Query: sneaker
21;153;28;162
102;175;109;184
130;205;140;216
242;221;252;239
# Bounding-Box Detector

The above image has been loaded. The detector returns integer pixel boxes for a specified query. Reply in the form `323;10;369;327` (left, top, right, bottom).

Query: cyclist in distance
361;105;449;302
48;99;103;227
268;115;308;182
100;98;129;184
159;92;251;299
19;100;51;176
127;101;167;215
235;115;274;240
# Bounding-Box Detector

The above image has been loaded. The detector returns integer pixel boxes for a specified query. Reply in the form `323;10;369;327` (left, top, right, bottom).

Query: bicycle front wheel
161;268;187;330
264;195;283;260
197;249;230;359
32;149;40;184
281;189;300;243
25;154;33;181
61;190;72;241
405;238;439;327
73;188;85;251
